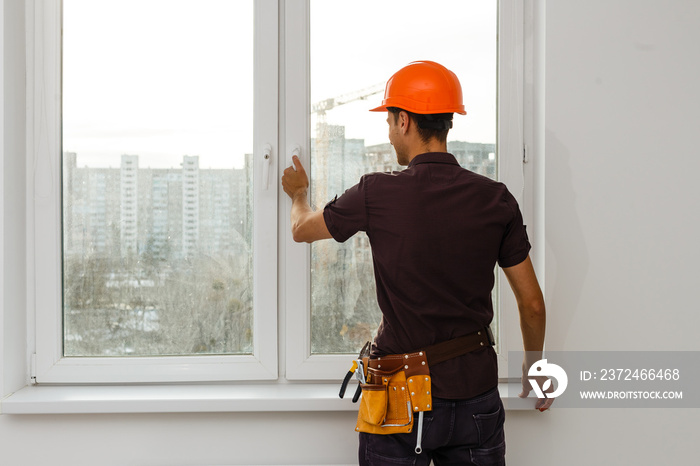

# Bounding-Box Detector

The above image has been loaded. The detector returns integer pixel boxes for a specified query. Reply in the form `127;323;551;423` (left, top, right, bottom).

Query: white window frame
26;0;532;386
284;0;529;381
28;0;279;384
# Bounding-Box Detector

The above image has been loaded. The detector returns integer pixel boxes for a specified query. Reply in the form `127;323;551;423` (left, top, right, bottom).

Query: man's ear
399;111;410;134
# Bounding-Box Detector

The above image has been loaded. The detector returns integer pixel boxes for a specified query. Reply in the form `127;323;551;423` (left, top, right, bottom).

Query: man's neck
405;141;448;165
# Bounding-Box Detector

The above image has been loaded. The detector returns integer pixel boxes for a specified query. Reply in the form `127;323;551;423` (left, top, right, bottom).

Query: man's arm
289;191;332;243
282;156;332;243
502;255;552;411
503;255;546;353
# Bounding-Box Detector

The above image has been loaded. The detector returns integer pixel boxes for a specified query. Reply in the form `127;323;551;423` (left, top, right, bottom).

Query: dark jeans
358;386;505;466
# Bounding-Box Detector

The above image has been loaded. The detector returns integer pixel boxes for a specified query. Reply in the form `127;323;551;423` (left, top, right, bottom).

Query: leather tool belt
357;350;431;437
342;327;495;453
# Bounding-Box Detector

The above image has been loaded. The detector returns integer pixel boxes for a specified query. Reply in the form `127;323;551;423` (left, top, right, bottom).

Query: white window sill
1;382;535;415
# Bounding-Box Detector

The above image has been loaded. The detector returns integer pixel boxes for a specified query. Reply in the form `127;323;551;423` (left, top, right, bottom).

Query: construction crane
311;83;385;204
312;82;385;118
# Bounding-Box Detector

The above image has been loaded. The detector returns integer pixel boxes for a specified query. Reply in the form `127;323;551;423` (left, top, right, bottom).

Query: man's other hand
519;361;555;412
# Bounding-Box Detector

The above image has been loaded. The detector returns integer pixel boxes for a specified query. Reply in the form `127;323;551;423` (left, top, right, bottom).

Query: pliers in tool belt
339;358;367;402
339;341;370;402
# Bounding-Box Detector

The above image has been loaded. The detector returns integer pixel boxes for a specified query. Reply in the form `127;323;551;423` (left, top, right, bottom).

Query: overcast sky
63;0;496;169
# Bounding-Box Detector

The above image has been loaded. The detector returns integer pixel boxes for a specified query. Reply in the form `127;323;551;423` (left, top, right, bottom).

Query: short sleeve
322;175;369;243
497;191;531;268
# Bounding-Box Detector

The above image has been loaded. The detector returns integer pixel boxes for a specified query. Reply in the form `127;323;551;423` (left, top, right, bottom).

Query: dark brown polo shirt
322;152;530;399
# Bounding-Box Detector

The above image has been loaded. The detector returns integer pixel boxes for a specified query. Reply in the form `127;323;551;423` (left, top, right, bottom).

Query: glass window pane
309;0;498;354
62;0;254;357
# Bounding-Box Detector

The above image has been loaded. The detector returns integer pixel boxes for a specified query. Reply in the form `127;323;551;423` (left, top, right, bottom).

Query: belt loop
485;326;495;346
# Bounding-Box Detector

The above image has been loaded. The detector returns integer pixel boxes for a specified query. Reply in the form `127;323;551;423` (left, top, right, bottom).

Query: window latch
262;143;272;190
291;145;301;169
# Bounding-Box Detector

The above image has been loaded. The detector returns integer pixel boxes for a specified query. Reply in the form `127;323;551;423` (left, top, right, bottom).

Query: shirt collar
407;152;460;168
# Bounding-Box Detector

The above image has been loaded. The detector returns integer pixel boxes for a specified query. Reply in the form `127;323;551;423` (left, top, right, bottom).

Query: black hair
387;107;453;145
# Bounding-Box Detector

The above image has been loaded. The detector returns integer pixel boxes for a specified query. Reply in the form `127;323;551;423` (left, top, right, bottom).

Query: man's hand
282;156;309;200
519;360;555;412
280;156;332;243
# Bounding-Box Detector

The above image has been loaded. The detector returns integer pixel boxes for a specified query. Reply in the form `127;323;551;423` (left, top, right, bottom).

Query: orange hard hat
370;61;466;115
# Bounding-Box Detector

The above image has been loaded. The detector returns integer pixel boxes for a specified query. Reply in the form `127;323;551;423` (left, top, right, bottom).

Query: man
282;61;549;465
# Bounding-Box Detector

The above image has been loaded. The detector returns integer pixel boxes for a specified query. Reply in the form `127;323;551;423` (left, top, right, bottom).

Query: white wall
2;1;700;465
542;0;700;353
507;1;700;465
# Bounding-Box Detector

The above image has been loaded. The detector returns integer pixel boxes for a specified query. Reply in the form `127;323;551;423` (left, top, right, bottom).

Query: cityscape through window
62;0;255;357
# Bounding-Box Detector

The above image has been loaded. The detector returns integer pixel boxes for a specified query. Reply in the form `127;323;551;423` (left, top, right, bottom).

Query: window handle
262;143;272;190
290;145;301;170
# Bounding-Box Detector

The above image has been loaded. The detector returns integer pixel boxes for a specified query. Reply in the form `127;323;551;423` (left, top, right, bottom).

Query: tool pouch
355;351;432;435
357;382;389;427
